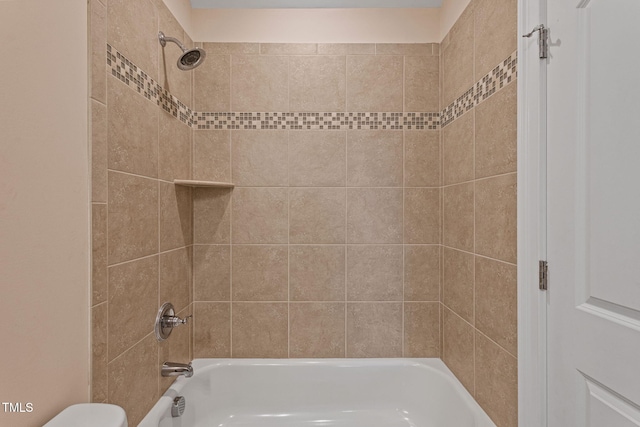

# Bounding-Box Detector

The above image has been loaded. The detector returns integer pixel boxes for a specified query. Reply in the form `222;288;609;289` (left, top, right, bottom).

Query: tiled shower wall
440;0;518;426
189;43;442;359
90;0;518;426
90;0;195;425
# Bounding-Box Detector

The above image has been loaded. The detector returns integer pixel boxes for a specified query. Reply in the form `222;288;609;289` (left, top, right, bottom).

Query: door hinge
539;260;548;290
523;24;549;59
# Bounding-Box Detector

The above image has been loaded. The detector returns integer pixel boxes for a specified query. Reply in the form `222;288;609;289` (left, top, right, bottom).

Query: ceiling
190;0;443;8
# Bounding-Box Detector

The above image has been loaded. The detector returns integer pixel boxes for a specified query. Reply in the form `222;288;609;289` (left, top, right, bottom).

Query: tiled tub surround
91;0;518;425
439;0;518;426
188;42;444;362
90;0;195;425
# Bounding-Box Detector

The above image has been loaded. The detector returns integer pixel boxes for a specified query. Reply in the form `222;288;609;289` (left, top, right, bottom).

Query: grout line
192;243;439;247
441;244;517;267
287;130;291;359
344;131;349;357
106;245;192;269
441;171;517;189
191;299;439;303
401;128;406;357
107;332;154;366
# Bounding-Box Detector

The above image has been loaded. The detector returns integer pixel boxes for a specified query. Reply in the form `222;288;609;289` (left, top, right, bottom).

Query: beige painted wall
162;0;195;37
164;0;470;44
0;1;90;426
191;8;442;42
439;0;472;40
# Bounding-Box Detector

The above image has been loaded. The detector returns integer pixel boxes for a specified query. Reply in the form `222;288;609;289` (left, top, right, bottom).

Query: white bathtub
139;358;496;427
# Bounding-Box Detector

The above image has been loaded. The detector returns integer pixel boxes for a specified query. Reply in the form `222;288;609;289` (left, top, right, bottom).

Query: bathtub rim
139;358;496;427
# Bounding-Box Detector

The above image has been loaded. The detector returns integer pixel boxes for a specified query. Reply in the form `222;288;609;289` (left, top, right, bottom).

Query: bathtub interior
142;359;495;427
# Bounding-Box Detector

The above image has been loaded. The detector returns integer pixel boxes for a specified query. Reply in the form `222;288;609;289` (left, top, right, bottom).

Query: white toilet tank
43;403;127;427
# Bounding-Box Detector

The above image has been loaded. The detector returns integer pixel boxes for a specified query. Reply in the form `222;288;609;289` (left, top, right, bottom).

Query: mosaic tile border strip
107;45;516;131
192;112;439;130
107;44;195;126
441;51;518;127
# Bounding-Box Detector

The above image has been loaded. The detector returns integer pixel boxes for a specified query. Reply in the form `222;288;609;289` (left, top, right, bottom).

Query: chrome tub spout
162;362;193;378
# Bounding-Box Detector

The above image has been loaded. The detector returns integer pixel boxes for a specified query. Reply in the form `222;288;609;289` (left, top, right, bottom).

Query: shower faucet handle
162;314;192;328
155;303;192;341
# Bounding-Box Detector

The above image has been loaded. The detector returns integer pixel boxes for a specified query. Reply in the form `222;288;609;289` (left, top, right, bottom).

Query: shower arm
158;31;187;53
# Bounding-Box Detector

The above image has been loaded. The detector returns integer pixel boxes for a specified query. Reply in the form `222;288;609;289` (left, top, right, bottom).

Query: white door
546;0;640;425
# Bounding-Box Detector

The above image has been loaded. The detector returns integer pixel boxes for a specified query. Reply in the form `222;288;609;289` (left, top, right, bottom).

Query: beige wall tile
347;188;403;244
443;111;474;185
289;188;346;244
442;307;474;394
193;55;231;112
290;303;345;357
193;188;231;244
92;303;108;403
232;245;288;301
232;303;288;358
107;172;158;264
158;3;192;105
107;76;159;178
375;43;434;56
92;204;107;305
159;247;191;313
475;82;517;179
475;332;518;427
404;245;440;301
159;305;191;393
107;0;159;81
261;43;317;55
475;174;517;263
346;303;402;357
108;256;158;361
90;0;106;103
193;130;231;183
91;100;107;202
404;302;440;357
439;301;444;358
232;130;288;186
442;4;474;106
193;245;230;302
347;55;403;111
289;131;346;187
318;43;375;55
290;246;345;301
231;55;289;111
405;56;440;112
474;0;517;80
203;42;260;55
347;245;403;301
290;56;346;112
404;188;441;244
443;182;474;252
159;182;192;251
347;131;403;187
108;335;159;427
232;187;288;244
404;131;441;187
193;302;231;358
159;113;191;181
475;256;517;356
443;247;475;324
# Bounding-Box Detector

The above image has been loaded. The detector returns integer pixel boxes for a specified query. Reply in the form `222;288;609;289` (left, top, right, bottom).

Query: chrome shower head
177;47;206;71
158;31;206;71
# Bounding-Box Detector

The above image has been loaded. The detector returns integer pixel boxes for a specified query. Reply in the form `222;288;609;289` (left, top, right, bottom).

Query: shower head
158;31;206;71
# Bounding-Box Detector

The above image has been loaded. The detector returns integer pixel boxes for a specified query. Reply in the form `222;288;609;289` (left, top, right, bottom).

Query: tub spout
162;362;193;378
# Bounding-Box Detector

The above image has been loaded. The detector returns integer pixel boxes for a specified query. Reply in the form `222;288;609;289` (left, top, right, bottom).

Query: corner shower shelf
173;179;235;188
